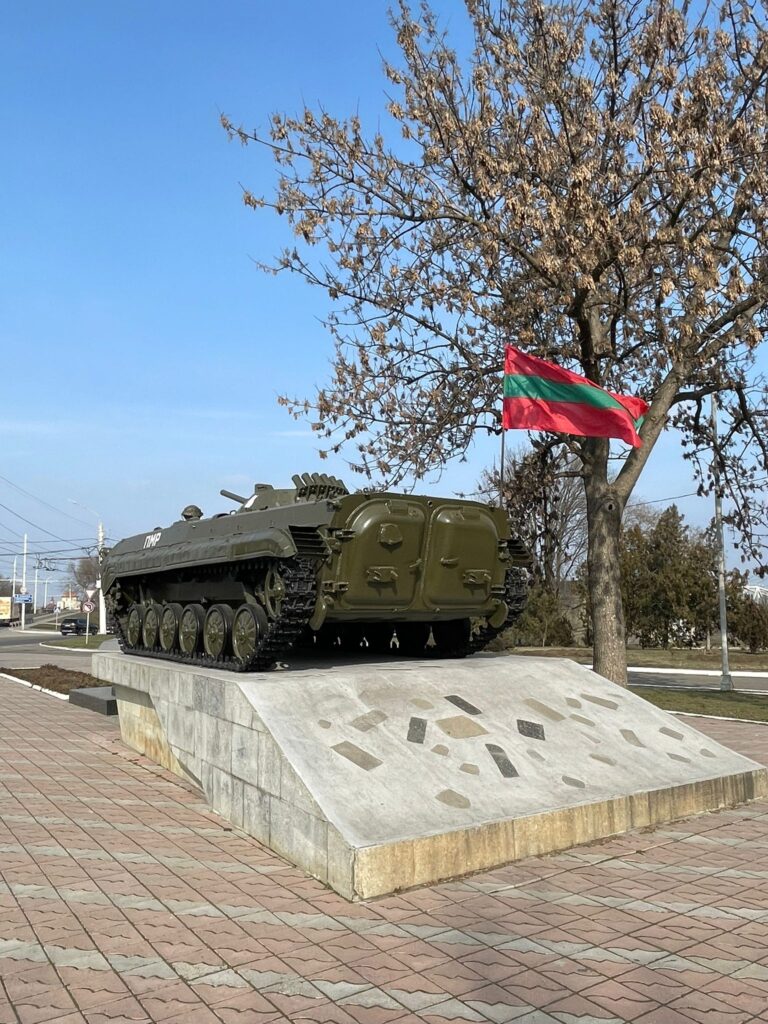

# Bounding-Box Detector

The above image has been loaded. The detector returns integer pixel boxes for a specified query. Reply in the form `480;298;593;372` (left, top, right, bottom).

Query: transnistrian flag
502;345;649;448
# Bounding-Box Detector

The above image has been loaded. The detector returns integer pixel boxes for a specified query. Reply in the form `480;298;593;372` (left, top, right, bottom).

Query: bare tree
69;556;100;593
478;444;587;594
224;0;768;683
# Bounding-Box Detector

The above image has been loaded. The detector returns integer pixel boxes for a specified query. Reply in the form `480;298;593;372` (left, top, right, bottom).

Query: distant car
60;617;99;636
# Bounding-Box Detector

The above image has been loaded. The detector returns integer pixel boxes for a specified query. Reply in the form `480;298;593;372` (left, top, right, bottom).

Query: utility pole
68;500;108;635
21;534;27;630
711;394;733;692
33;564;39;613
97;520;106;634
11;556;16;596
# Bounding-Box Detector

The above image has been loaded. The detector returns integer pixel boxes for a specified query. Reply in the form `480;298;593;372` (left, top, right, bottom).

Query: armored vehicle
102;473;530;671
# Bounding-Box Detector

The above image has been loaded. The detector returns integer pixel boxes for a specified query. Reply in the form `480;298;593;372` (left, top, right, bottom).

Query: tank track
109;556;317;672
466;566;530;655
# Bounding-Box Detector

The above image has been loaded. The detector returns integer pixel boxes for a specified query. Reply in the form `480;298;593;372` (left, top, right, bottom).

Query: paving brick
5;681;768;1024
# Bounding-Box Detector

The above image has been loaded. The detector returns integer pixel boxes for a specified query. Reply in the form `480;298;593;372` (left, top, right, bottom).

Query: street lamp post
69;500;107;636
711;394;733;692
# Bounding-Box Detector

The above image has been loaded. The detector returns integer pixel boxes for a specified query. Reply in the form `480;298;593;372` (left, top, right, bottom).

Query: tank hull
103;481;530;670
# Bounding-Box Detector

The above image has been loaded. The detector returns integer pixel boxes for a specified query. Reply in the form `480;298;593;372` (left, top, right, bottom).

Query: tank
102;473;531;671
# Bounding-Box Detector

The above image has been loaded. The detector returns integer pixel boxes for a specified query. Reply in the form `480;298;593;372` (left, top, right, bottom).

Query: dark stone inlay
660;726;684;740
486;743;519;778
407;717;427;744
517;719;545;741
570;714;596;727
445;694;482;716
667;752;691;763
700;748;717;758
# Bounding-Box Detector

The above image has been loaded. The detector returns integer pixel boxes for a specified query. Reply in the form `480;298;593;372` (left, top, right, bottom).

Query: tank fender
101;527;298;591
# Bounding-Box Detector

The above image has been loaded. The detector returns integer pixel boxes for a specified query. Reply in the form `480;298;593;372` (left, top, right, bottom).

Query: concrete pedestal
93;651;767;899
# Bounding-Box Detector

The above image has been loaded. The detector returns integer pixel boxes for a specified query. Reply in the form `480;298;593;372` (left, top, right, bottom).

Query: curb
39;641;105;653
630;666;768;679
672;710;768;726
631;682;768;697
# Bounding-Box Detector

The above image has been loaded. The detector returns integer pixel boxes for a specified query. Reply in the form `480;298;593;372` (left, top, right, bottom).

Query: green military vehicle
102;473;530;671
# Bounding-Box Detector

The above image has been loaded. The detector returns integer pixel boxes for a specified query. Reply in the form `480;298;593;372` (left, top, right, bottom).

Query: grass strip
508;647;768;672
41;635;112;650
632;686;768;722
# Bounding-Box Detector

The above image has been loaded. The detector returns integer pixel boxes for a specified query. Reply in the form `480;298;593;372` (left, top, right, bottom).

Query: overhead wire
0;473;94;527
0;501;79;543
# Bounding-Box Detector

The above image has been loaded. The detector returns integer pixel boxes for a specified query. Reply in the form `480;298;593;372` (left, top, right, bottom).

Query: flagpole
499;425;506;508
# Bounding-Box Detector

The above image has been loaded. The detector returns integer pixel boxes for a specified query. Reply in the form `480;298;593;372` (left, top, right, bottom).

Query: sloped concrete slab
93;651;767;899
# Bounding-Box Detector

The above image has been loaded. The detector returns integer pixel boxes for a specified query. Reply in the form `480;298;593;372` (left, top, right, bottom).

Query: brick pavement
2;679;768;1023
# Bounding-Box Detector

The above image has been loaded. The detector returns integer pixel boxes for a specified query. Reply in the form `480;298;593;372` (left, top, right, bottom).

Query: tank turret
102;472;530;671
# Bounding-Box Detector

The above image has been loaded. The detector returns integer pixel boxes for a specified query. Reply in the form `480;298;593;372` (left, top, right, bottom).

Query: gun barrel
220;489;247;504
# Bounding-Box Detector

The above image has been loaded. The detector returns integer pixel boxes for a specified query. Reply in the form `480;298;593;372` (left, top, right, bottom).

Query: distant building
58;588;80;611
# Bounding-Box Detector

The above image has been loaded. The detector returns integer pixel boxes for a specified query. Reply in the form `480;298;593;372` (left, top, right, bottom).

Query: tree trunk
585;473;628;685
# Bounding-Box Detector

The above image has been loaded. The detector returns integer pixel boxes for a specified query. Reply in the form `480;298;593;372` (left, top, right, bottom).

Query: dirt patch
4;664;100;695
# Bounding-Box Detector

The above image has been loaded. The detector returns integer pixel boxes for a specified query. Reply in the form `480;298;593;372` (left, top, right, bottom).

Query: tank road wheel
159;603;183;653
204;604;234;659
125;604;143;649
432;619;471;658
232;604;268;665
179;603;205;656
262;565;286;620
142;603;162;649
396;622;430;657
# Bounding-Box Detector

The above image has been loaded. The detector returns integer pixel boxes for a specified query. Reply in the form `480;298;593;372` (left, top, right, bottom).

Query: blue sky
0;1;727;585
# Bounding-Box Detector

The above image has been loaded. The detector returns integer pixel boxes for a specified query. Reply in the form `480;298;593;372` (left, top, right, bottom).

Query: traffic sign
85;588;97;599
82;600;96;613
12;594;32;604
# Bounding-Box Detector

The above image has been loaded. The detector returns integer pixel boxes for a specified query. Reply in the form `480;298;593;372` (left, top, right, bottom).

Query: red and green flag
502;345;649;448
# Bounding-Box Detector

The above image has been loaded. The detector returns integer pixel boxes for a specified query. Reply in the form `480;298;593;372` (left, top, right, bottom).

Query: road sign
85;588;97;599
12;594;32;604
82;600;96;613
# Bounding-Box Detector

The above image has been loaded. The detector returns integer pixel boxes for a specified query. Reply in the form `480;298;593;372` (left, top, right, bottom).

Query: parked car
60;617;99;636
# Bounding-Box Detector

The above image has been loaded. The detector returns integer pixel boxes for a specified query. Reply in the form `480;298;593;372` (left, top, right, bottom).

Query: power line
629;490;700;508
0;474;94;527
0;501;75;543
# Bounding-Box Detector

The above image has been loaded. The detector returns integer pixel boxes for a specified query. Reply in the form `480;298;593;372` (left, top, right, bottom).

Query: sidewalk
1;679;768;1024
